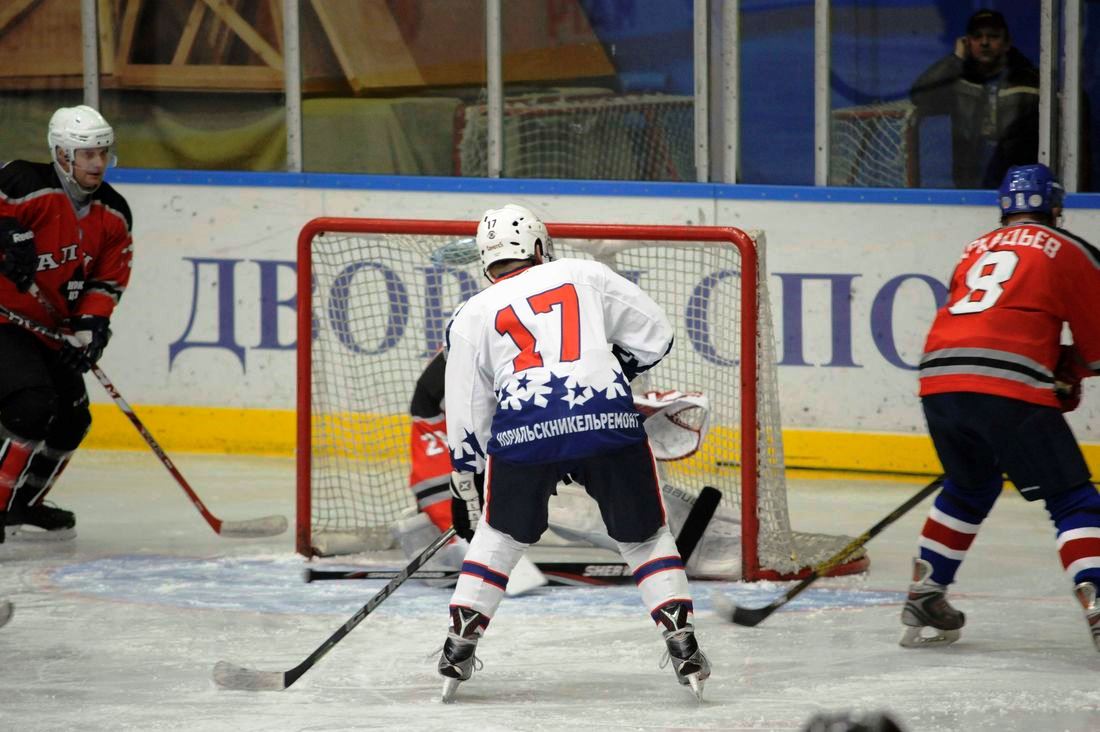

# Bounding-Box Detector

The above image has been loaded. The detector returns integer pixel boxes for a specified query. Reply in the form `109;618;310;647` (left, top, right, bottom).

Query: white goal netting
455;92;694;181
830;100;918;188
298;220;863;579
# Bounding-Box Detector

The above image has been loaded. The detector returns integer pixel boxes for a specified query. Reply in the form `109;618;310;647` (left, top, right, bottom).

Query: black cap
967;9;1008;34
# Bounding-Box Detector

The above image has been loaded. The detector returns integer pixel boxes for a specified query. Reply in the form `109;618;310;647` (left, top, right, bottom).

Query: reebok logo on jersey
11;230;34;243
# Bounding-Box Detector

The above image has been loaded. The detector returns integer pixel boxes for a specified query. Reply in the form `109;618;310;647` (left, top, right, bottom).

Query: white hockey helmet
476;204;553;281
48;105;116;175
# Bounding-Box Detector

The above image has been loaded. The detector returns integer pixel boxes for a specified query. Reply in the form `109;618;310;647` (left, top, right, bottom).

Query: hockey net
296;218;867;581
830;100;918;188
454;92;694;181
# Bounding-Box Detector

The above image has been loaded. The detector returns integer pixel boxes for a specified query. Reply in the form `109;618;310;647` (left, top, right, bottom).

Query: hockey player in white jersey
436;204;709;702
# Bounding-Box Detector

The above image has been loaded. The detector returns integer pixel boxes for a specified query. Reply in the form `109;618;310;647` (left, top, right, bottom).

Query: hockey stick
0;600;12;629
675;485;721;561
0;296;286;538
213;526;458;691
309;486;724;587
302;559;637;586
715;475;945;627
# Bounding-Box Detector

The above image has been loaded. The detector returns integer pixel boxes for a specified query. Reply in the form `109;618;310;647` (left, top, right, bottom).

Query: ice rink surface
3;451;1100;732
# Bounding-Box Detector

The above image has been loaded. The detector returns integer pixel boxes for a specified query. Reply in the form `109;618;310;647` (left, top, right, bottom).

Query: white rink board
100;182;1100;442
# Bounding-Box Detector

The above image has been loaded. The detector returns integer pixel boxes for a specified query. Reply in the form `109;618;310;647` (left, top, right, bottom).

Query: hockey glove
1054;345;1090;413
449;470;484;542
0;218;37;292
59;315;112;373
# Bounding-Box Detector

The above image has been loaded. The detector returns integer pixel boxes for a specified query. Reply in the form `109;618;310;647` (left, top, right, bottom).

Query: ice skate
437;607;485;703
1073;582;1100;652
656;602;710;700
5;502;76;541
899;558;964;647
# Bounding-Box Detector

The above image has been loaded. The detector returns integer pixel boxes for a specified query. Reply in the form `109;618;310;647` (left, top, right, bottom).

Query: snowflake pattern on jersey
450;428;485;473
487;364;645;463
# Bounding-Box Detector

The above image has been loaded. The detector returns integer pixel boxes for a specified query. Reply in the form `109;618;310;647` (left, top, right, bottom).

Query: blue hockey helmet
998;164;1064;218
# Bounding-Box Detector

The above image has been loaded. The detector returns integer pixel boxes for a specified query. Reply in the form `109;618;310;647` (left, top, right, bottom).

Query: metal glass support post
813;0;830;186
1038;0;1054;167
486;0;503;178
81;0;99;108
1061;0;1081;192
720;0;739;183
283;0;303;172
694;0;709;182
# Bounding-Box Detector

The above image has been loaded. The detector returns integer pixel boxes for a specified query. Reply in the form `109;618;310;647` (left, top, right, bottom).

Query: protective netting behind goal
830;100;918;188
455;92;694;181
298;219;864;580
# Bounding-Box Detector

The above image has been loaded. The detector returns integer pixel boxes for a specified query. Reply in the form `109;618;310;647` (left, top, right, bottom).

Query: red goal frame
296;217;866;581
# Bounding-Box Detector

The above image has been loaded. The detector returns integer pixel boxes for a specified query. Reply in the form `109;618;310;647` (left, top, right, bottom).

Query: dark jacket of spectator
911;47;1039;189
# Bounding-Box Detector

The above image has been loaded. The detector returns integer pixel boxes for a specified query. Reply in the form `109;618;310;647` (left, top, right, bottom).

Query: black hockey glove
449;471;484;542
59;315;112;372
1054;345;1092;413
0;217;37;292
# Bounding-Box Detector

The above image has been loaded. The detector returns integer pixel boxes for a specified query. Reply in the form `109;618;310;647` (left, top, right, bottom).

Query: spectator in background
910;9;1039;189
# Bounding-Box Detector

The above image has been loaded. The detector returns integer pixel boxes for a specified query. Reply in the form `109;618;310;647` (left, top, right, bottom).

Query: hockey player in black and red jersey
0;105;133;540
435;204;709;702
903;163;1100;649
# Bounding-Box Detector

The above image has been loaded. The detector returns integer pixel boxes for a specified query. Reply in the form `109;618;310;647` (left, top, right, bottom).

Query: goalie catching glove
449;471;484;542
59;315;111;373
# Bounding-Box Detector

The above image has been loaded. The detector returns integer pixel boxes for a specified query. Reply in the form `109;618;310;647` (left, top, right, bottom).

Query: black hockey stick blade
213;527;457;691
717;475;944;627
675;486;721;562
0;600;12;629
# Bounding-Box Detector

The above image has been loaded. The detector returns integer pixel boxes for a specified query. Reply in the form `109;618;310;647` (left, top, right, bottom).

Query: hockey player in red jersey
0;105;133;540
902;163;1100;650
435;204;709;702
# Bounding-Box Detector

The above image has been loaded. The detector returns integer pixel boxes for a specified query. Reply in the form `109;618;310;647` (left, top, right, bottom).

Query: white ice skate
899;558;965;648
1073;581;1100;652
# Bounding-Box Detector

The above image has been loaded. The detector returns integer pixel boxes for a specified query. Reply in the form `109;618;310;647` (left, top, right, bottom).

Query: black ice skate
437;606;485;703
899;558;964;647
5;502;76;541
656;601;710;700
1073;582;1100;652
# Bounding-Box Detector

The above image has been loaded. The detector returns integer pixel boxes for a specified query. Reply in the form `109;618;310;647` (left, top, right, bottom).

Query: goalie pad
634;390;710;461
546;481;743;579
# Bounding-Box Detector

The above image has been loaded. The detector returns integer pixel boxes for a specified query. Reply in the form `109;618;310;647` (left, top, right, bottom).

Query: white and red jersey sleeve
919;222;1100;407
444;258;673;470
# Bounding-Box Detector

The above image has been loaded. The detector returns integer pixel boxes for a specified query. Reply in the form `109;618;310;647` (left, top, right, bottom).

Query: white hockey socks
448;521;529;619
616;526;692;619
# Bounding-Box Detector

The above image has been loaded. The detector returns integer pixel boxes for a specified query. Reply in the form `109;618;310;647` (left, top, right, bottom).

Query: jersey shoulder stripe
93;182;133;231
1051;225;1100;270
0;160;60;201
